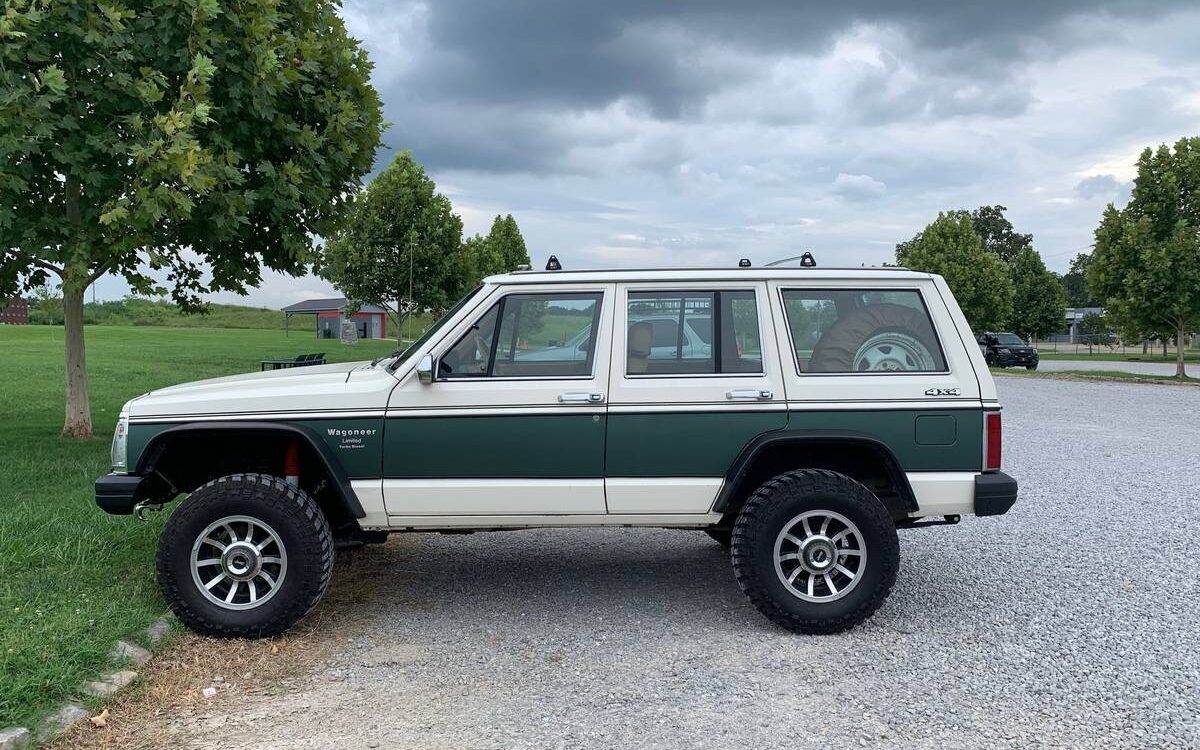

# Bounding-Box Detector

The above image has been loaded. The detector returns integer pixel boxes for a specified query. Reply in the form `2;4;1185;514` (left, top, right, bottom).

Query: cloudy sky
96;0;1200;307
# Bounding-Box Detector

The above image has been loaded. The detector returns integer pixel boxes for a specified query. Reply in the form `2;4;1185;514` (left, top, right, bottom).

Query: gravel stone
135;378;1200;749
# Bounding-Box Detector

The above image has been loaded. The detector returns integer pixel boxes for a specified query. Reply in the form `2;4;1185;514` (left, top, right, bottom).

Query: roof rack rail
766;252;816;267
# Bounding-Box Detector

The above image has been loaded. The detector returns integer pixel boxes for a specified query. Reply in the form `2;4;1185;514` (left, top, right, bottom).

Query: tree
967;205;1033;264
1087;138;1200;377
1061;253;1097;308
317;152;464;340
896;212;1014;330
0;0;383;437
1008;247;1067;341
1077;311;1111;353
486;214;531;272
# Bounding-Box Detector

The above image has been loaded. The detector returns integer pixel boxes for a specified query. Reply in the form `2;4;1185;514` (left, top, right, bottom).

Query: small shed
0;297;28;325
281;298;389;339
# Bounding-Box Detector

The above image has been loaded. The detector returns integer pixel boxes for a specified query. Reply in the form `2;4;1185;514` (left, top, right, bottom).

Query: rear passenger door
605;282;788;515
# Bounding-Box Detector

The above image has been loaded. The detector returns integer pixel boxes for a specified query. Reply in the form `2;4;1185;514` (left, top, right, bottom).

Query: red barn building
280;298;389;339
0;298;28;325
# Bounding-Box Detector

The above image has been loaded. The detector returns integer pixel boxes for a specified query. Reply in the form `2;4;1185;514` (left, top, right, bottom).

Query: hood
129;360;395;420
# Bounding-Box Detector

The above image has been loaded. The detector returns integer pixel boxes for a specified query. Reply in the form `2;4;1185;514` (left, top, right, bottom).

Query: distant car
977;332;1039;370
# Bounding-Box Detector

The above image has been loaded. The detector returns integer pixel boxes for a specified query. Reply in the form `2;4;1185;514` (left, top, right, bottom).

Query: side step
896;514;961;530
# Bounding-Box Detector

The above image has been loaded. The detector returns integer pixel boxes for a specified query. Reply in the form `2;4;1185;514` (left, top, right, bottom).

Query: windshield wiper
371;347;405;368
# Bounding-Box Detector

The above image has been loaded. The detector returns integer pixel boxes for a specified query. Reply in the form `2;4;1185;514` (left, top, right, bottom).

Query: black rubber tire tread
808;303;942;373
704;528;732;548
731;469;899;635
156;473;334;638
1026;364;1038;370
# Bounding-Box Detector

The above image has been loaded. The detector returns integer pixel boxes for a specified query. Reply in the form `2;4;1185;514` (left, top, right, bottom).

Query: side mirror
416;353;434;384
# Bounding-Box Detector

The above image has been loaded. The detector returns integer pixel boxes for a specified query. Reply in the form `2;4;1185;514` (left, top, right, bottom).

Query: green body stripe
605;411;787;477
127;407;982;481
382;414;605;478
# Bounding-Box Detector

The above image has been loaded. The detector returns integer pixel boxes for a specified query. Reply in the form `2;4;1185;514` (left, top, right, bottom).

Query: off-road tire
731;469;899;634
808;303;941;373
1026;363;1038;371
156;473;334;638
705;528;732;548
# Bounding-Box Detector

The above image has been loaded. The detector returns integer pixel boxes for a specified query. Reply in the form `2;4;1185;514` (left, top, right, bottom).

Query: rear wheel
156;473;334;638
731;469;899;634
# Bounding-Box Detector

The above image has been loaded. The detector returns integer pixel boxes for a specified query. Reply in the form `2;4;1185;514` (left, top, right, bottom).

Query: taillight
985;412;1002;470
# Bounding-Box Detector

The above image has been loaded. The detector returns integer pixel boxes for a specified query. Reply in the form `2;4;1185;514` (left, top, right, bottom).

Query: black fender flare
136;421;365;519
712;430;917;515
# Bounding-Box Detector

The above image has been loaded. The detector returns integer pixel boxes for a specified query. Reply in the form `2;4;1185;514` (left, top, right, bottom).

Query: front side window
438;292;602;379
781;289;946;374
626;290;763;375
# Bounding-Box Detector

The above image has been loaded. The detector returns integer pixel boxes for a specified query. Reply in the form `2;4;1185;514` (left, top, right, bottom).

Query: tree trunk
1142;340;1148;355
1177;326;1187;379
61;278;92;438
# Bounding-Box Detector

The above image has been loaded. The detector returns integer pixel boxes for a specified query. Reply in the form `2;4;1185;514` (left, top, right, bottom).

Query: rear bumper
975;472;1018;516
95;473;145;515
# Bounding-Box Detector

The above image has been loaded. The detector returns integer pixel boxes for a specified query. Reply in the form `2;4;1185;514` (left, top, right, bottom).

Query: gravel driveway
150;377;1200;749
1035;358;1186;376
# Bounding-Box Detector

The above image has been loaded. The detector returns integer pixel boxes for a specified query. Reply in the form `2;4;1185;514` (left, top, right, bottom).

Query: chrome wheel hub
190;515;288;611
774;510;867;603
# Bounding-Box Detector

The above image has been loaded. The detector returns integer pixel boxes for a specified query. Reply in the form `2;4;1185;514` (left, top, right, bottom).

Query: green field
0;325;395;729
1036;351;1200;363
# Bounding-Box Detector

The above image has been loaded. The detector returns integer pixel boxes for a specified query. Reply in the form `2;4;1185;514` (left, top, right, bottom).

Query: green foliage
317;151;464;333
967;205;1033;264
29;295;316;330
0;0;384;302
0;0;384;435
1008;247;1068;340
1077;311;1113;347
487;214;531;272
896;212;1014;330
1088;138;1200;376
1062;253;1096;308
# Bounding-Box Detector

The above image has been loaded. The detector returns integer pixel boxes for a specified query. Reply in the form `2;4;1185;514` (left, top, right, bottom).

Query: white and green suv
96;263;1017;637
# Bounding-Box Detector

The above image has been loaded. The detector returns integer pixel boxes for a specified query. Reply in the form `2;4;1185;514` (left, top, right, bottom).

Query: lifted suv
97;265;1017;637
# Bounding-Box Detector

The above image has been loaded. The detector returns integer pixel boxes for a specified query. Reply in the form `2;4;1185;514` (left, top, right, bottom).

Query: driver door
381;283;614;519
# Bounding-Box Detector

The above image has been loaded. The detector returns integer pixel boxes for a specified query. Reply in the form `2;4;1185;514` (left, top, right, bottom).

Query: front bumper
995;353;1038;367
95;473;146;515
975;471;1018;516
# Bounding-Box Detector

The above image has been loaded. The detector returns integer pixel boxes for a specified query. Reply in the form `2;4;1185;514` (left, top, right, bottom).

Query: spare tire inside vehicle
807;303;943;373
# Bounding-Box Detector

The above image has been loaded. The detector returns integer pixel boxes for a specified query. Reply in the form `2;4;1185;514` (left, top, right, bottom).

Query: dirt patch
47;538;417;750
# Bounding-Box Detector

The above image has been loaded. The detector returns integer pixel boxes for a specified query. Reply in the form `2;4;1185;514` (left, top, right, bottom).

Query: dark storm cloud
349;0;1192;175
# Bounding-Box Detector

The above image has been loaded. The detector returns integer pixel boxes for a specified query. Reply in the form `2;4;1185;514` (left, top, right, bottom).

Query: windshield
384;285;484;370
993;334;1026;346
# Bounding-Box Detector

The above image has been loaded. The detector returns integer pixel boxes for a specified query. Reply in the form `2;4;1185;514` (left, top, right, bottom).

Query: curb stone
35;704;86;742
0;727;31;750
4;612;176;744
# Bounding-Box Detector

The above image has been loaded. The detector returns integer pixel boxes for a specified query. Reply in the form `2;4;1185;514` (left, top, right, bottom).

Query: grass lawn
992;367;1200;386
1036;351;1200;363
0;325;394;729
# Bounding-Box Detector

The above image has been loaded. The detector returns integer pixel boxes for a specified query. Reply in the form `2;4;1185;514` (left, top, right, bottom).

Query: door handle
558;392;605;403
727;389;773;400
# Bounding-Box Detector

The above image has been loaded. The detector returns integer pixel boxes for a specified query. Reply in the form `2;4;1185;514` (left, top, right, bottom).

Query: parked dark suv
977;332;1039;370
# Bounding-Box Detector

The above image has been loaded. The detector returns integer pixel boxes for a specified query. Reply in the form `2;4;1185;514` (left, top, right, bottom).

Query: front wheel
731;469;899;634
156;473;334;638
1026;363;1038;370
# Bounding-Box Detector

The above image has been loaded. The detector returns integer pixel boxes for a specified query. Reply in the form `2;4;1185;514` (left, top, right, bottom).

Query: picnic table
260;353;326;371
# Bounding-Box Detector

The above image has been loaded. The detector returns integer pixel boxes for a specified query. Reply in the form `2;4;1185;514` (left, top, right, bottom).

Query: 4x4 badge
924;387;960;397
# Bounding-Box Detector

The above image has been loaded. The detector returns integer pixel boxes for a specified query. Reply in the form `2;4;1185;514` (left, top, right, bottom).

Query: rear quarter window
781;289;947;374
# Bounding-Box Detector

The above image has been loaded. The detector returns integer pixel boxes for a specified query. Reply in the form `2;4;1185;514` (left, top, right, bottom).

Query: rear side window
439;292;602;379
626;290;762;375
781;289;946;374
